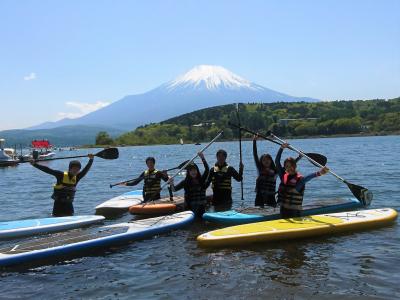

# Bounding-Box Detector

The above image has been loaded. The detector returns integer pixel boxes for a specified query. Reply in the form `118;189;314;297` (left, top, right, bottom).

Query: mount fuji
30;65;318;130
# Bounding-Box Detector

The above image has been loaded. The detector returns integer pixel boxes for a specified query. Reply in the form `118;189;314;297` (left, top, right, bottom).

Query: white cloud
57;101;110;120
23;72;36;81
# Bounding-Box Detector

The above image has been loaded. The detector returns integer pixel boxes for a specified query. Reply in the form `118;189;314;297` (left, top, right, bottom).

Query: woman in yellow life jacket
276;143;329;218
31;154;95;217
123;157;168;202
206;149;243;211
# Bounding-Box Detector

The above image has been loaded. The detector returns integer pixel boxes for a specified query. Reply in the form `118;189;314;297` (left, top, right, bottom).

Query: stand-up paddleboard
0;211;194;267
197;208;397;248
95;190;143;217
203;198;363;225
0;216;105;240
129;196;185;216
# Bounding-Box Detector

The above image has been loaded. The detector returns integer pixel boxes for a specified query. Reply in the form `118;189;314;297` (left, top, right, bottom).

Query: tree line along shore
94;97;400;146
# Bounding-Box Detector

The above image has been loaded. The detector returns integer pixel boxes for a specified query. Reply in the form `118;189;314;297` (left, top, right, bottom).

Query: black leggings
255;193;277;208
280;206;301;218
52;201;74;217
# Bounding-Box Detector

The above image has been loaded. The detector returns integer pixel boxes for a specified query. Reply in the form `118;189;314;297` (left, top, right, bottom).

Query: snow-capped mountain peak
167;65;258;91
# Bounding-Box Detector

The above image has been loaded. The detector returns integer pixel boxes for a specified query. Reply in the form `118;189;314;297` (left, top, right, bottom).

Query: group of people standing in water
31;134;329;218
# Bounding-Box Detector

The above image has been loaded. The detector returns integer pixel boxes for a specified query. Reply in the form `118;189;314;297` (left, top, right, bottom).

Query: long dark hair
259;153;277;173
185;163;202;183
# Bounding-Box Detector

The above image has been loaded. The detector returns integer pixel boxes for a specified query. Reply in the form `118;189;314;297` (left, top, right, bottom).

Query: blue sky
0;0;399;130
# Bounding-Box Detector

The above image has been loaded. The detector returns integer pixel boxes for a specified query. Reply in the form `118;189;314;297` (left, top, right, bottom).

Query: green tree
96;131;114;145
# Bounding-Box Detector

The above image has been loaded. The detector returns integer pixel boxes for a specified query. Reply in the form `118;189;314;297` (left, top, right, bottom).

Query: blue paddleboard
203;198;364;225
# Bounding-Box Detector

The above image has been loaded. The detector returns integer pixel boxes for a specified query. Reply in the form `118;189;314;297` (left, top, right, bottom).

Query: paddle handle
228;122;282;146
236;104;244;201
161;130;223;190
270;132;346;182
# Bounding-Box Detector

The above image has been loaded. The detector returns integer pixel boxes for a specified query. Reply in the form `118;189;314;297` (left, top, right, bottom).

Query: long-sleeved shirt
33;159;94;186
126;169;168;186
275;148;319;191
173;159;209;192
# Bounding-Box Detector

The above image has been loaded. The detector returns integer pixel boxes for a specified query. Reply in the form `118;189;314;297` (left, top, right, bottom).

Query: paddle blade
295;153;327;166
306;153;327;166
347;182;373;206
178;160;190;169
95;148;119;160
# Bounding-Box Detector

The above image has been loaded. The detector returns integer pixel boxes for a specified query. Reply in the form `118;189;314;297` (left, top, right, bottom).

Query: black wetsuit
253;140;277;207
126;169;168;202
173;158;209;218
206;162;243;211
32;159;93;217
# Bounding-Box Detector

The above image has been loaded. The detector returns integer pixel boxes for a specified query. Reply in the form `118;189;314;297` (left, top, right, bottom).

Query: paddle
161;130;224;190
24;148;119;163
109;160;190;188
228;122;328;166
236;104;244;201
269;131;373;206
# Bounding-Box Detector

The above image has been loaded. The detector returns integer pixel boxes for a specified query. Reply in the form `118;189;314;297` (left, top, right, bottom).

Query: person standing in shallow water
122;157;168;202
253;135;278;208
206;149;243;211
31;154;95;217
169;152;209;218
276;143;329;218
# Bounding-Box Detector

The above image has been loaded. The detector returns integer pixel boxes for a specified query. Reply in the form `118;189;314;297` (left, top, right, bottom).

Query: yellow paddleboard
197;208;397;248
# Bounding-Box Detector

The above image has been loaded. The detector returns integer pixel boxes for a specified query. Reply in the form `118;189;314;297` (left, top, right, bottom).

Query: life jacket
256;168;276;195
184;182;207;207
277;172;304;210
52;172;77;203
143;169;161;197
211;164;232;191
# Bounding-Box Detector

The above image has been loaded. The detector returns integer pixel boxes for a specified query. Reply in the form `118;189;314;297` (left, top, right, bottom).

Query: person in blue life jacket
276;143;329;218
31;154;95;217
122;157;168;202
169;152;209;218
253;134;278;208
206;149;243;211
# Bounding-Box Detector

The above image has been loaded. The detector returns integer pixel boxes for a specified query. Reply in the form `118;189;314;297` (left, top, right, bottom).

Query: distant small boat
180;138;184;145
27;140;56;160
195;142;201;145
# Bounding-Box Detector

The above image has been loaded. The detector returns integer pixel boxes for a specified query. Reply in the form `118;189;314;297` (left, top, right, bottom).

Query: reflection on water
0;136;400;298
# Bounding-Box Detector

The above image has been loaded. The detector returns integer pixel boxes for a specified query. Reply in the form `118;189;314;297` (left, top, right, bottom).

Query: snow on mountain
166;65;260;91
29;65;319;130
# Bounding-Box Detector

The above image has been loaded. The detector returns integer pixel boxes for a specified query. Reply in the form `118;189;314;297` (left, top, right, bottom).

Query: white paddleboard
0;211;194;267
95;190;144;216
0;215;105;240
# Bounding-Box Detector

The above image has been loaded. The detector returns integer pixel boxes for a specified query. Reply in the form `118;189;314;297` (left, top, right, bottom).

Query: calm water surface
0;136;399;299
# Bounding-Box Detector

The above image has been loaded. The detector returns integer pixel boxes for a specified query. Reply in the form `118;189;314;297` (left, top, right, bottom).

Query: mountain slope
31;65;319;130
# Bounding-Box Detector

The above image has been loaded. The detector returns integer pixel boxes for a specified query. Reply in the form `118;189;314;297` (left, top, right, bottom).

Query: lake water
0;136;399;299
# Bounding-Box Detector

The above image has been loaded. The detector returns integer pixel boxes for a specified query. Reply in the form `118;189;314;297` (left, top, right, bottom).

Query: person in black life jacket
206;149;243;210
169;152;209;218
253;134;278;208
122;157;168;202
276;143;329;218
30;154;95;217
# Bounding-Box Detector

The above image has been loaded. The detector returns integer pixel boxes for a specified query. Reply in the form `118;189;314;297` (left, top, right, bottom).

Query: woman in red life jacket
275;143;329;218
253;134;278;208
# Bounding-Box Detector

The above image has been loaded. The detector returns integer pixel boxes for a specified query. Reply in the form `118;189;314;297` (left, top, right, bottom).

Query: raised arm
229;166;243;182
275;147;285;179
253;137;261;171
31;162;63;179
198;152;210;182
296;167;329;191
77;157;94;182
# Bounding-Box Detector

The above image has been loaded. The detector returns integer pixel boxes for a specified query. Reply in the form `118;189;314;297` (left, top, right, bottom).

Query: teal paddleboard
203;198;364;225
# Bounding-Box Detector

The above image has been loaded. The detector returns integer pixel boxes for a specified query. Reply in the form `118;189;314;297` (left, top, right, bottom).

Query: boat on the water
0;139;19;167
21;140;56;161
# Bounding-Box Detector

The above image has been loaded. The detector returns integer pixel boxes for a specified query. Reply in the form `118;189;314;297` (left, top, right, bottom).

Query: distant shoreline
82;131;400;148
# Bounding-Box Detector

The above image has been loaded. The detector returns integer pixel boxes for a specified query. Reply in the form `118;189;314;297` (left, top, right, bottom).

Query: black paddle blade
178;160;190;169
347;182;373;206
95;147;119;160
295;153;327;166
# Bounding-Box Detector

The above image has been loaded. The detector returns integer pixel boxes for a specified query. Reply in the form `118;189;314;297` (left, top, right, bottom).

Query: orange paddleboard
129;196;185;216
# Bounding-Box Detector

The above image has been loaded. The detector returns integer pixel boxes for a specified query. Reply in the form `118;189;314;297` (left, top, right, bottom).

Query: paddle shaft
110;163;189;188
270;133;346;182
236;104;244;200
161;130;223;190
